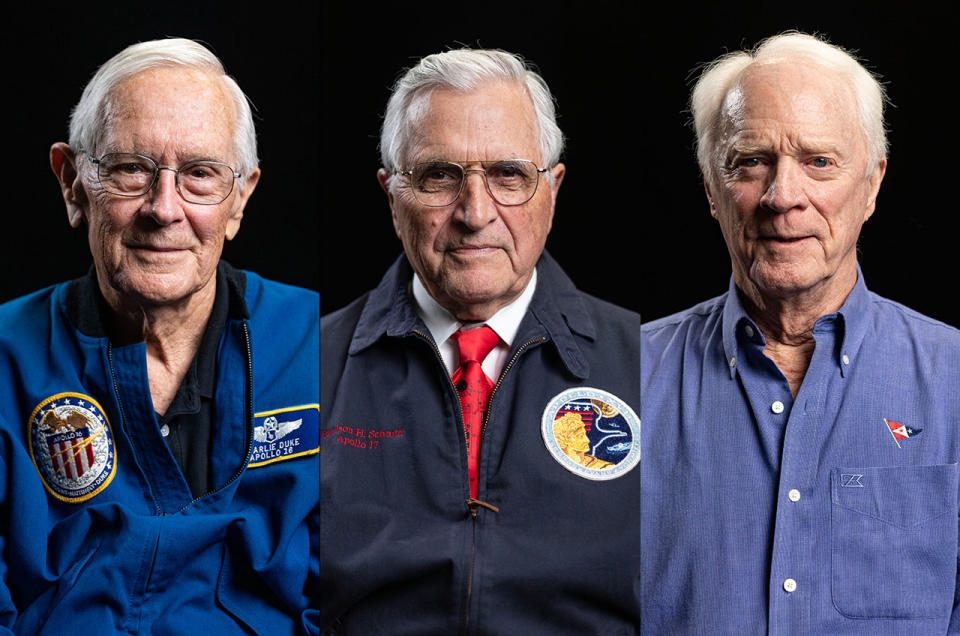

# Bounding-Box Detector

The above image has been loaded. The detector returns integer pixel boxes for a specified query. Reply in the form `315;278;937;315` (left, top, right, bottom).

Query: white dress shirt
412;269;538;381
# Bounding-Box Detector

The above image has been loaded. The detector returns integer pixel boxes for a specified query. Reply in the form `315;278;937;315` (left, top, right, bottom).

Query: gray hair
691;31;888;183
380;48;564;175
69;38;258;183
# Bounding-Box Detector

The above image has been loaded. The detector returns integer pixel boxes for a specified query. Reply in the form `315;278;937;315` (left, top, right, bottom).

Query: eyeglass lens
410;160;541;206
97;153;236;204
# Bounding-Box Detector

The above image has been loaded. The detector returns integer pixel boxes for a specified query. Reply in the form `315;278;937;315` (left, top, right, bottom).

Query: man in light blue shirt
641;32;960;634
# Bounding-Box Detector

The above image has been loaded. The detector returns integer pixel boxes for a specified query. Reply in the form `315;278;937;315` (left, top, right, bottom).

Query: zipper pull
466;498;500;518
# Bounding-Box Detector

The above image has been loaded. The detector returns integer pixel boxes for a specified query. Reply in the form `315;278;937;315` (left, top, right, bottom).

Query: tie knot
453;325;499;365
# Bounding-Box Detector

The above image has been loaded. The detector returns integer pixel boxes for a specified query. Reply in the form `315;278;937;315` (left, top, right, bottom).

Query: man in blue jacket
642;32;960;633
320;49;642;633
0;39;318;634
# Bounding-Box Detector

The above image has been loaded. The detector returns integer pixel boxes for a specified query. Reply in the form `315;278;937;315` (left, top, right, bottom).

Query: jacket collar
349;251;595;379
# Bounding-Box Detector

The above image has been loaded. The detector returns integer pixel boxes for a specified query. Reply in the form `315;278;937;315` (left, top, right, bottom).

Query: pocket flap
831;464;958;528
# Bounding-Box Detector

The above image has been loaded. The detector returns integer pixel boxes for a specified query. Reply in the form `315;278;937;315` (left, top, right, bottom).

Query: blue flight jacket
0;263;319;635
320;253;642;634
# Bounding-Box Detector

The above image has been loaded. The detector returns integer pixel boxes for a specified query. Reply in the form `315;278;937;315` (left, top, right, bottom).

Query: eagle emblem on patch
541;387;640;480
27;392;117;503
248;404;319;468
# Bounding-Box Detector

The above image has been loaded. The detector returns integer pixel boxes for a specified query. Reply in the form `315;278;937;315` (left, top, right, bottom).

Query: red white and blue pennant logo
884;417;921;448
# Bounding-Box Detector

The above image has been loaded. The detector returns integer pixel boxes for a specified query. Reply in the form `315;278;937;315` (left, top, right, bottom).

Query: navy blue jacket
0;263;319;635
320;253;642;634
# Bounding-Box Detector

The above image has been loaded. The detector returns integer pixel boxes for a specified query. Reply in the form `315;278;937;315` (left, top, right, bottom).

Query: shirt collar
721;264;871;379
411;268;537;350
349;252;594;379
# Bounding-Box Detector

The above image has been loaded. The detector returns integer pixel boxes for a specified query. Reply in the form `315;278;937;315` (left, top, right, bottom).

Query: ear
224;166;260;240
702;172;718;219
50;143;87;228
862;158;887;222
377;168;401;237
544;162;565;234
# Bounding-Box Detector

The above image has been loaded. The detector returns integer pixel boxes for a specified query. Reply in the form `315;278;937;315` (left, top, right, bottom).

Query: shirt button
842;354;850;365
783;578;797;593
160;424;170;437
729;357;736;368
788;489;801;502
744;325;754;337
771;400;785;414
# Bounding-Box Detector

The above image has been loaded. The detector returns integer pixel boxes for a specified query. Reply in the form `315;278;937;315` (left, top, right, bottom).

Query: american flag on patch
556;402;595;431
47;428;95;479
884;418;922;448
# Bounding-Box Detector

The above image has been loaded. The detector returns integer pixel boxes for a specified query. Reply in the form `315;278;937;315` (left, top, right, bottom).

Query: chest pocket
831;464;958;619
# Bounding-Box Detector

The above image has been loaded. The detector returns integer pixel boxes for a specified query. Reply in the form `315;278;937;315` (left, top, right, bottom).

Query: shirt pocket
831;464;958;619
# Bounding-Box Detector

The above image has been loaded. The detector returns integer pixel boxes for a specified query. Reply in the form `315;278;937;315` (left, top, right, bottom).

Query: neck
735;266;857;397
101;280;216;414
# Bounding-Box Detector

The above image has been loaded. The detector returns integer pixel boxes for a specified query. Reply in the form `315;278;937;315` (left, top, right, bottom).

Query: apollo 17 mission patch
248;404;319;468
541;387;640;480
28;392;117;503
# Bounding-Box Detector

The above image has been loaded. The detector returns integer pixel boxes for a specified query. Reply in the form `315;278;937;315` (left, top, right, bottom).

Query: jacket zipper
413;329;546;633
108;342;161;516
107;324;255;515
179;320;254;509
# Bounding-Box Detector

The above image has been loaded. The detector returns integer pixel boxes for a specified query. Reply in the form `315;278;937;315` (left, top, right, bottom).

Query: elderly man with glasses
320;49;641;634
642;32;960;633
0;39;318;634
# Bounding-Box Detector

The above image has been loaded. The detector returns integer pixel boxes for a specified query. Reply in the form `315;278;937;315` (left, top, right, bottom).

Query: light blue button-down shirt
641;268;960;634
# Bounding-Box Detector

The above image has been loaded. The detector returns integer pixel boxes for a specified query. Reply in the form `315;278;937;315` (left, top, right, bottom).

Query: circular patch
27;392;117;503
541;387;640;480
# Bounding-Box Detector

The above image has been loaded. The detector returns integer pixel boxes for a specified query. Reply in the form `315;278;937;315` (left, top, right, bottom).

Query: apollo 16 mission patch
28;392;117;503
541;387;640;480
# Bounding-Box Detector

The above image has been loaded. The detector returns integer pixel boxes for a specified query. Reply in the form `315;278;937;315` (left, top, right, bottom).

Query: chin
112;270;205;307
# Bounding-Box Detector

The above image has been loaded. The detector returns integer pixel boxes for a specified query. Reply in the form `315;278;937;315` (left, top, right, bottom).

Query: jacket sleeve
0;437;17;633
951;519;960;632
302;500;320;635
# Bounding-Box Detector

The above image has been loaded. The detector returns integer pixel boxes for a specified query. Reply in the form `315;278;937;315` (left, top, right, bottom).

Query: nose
759;159;807;214
455;169;498;230
142;167;185;225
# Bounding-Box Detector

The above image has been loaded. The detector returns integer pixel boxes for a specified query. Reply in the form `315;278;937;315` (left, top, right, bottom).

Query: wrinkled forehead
403;80;541;164
720;58;863;144
100;67;237;157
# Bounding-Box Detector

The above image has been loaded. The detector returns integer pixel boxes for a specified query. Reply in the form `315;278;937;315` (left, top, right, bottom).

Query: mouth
760;235;813;244
447;245;501;256
128;244;189;255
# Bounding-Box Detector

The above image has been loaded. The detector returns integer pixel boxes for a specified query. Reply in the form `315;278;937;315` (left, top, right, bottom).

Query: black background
3;7;956;325
3;8;320;302
321;5;960;325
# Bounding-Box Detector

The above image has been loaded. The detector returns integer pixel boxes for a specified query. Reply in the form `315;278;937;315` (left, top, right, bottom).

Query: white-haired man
0;39;319;634
641;32;960;633
321;49;642;633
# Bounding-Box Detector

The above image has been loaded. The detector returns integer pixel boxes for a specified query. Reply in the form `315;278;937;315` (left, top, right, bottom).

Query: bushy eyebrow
728;140;844;158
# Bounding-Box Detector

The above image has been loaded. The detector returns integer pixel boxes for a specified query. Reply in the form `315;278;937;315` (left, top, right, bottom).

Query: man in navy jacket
320;49;642;633
0;39;318;634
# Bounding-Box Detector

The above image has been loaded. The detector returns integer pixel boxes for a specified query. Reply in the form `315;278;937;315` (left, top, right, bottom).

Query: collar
350;251;596;379
721;264;872;379
411;268;537;350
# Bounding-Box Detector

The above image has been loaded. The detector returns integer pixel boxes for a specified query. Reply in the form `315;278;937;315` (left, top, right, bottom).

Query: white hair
691;31;888;183
380;48;564;176
69;38;258;184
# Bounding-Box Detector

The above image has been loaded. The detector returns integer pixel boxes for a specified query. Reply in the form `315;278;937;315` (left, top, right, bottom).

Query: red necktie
451;326;499;499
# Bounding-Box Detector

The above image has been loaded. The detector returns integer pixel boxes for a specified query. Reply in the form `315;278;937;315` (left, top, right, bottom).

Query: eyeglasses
82;151;241;205
398;159;548;207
